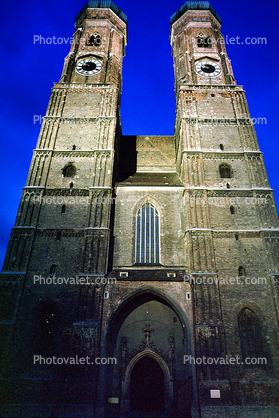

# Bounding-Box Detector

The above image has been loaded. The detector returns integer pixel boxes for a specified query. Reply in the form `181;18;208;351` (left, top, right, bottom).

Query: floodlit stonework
1;1;279;417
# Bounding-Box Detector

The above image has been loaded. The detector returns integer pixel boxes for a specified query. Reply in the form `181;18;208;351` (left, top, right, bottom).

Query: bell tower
0;1;127;413
61;1;126;86
2;1;127;277
171;2;235;89
170;1;279;413
170;1;279;276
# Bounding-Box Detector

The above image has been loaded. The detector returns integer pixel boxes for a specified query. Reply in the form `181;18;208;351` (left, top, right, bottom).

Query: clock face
195;61;221;77
76;58;102;75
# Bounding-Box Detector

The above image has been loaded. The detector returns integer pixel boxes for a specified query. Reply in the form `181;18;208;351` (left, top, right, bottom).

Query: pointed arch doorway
130;356;164;412
104;287;193;416
122;343;173;414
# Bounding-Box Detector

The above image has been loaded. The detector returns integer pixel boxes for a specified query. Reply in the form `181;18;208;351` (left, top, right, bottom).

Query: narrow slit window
49;264;57;275
238;266;246;276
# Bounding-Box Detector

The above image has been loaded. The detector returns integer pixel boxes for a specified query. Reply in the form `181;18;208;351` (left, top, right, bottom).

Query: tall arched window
136;202;160;264
238;308;267;368
219;163;232;178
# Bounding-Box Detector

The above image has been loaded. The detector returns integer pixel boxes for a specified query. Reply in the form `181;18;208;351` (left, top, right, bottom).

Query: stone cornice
35;229;85;237
185;187;273;195
52;83;118;91
186;229;279;237
206;189;273;198
44;188;90;197
52;149;113;158
32;149;114;158
31;150;51;157
183;151;256;160
182;150;262;155
203;152;244;160
179;117;253;126
43;116;115;124
179;84;244;92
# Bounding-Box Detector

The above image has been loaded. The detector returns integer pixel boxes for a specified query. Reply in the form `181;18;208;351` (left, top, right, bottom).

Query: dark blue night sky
0;0;278;269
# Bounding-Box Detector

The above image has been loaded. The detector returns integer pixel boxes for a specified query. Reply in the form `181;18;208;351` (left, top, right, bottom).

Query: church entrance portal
105;289;192;416
130;356;164;412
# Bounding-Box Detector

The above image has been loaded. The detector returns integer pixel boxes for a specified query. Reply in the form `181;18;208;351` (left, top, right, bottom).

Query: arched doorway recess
104;288;193;416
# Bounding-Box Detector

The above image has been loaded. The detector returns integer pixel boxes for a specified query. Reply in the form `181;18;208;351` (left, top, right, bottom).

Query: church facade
1;1;279;417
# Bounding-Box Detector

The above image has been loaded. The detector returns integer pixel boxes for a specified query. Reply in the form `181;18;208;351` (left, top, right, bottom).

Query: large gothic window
238;308;267;368
136;202;160;264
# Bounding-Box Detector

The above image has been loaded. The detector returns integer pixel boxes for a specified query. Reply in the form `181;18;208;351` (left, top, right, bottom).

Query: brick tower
1;1;127;417
1;1;279;418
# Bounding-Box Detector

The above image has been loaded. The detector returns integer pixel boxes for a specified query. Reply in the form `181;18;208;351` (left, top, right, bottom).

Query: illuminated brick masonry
1;1;279;417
